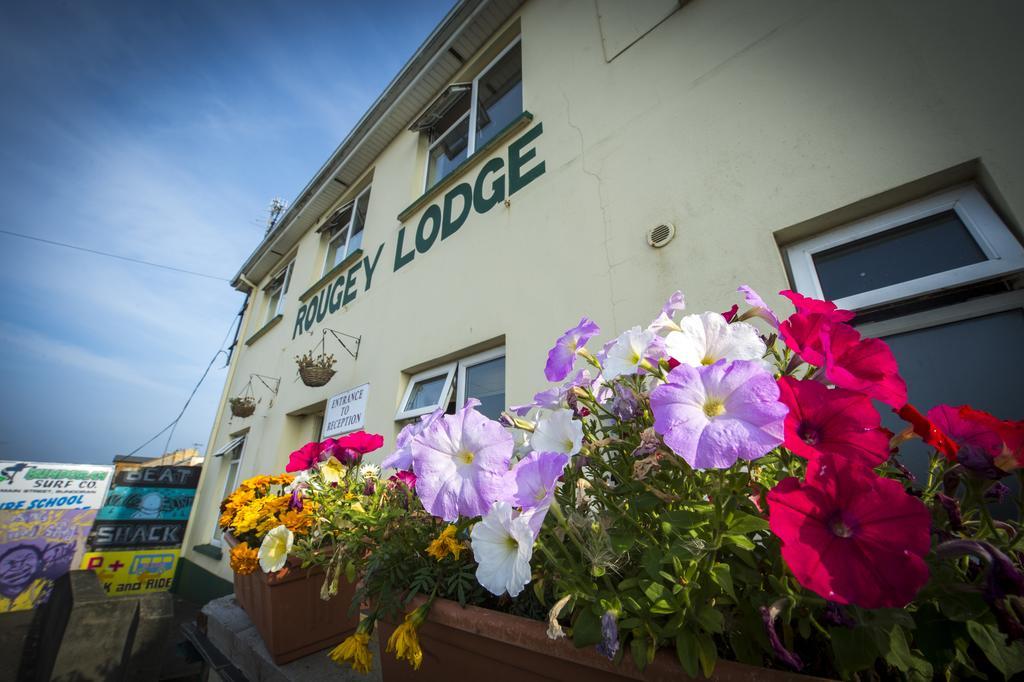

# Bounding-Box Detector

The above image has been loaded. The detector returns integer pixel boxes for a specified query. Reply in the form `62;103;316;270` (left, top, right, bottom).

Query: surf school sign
0;461;113;511
293;122;546;339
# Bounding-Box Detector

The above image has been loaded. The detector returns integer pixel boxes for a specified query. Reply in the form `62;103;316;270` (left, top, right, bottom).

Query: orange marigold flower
229;542;259;575
279;510;312;534
426;525;467;561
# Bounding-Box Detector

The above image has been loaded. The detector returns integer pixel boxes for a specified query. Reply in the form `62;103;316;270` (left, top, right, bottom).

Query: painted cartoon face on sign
0;546;40;594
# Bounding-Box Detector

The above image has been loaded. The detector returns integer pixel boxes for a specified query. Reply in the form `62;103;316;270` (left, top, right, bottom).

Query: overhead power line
125;311;241;459
0;228;229;282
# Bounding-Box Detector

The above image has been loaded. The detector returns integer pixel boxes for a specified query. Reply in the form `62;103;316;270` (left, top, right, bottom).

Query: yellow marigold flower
386;616;424;670
329;632;373;673
231;499;267;534
426;525;467;561
229;542;259;575
218;508;236;530
279;510;312;534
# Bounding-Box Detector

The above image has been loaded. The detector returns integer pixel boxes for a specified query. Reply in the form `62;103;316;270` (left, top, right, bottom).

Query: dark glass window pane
877;309;1024;518
813;211;986;300
465;356;505;421
406;374;448;411
475;43;522;149
427;117;469;188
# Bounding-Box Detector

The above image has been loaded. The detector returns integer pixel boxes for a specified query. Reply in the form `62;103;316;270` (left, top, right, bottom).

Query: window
785;185;1024;516
323;185;372;274
786;185;1024;311
396;347;506;421
264;261;294;324
210;436;245;545
420;38;522;189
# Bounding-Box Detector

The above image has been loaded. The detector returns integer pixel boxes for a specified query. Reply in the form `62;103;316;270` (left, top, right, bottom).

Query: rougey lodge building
177;0;1024;595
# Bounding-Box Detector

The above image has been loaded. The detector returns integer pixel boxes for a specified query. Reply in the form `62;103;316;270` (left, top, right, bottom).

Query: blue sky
0;0;455;464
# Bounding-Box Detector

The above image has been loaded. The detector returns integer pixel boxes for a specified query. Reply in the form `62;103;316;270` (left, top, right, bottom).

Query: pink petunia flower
411;403;514;521
650;359;787;469
767;453;931;609
929;405;1012;478
777;291;855;367
777;377;889;467
325;431;385;465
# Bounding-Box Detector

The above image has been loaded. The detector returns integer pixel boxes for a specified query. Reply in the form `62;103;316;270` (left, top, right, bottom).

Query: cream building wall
183;0;1024;581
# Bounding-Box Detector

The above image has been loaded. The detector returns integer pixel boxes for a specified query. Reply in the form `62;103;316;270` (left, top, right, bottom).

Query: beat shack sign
293;122;546;338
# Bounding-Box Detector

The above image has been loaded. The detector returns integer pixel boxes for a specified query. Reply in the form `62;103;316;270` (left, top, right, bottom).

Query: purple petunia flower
738;285;780;328
761;604;803;670
411;403;514;521
382;407;445;470
545;318;601;382
648;290;686;333
504;451;568;511
649;359;787;469
596;611;619;660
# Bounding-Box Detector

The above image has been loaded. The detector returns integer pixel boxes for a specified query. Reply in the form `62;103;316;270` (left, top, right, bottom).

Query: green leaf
829;626;879;675
573;608;603;648
642;546;662;580
709;563;735;600
642;580;666;602
938;591;989;622
696;632;718;678
609;531;635;554
631;634;650;671
694;605;724;634
723;534;755;551
675;631;700;678
883;626;933;681
727;512;769;534
967;621;1024;678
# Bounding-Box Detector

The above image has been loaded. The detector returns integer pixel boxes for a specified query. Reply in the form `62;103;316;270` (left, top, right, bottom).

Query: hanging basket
229;397;256;417
298;365;335;387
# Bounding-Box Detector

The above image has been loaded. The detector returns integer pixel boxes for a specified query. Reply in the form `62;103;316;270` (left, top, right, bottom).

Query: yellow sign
80;548;179;595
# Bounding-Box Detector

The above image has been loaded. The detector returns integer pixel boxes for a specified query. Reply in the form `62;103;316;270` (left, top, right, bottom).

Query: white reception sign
322;383;369;438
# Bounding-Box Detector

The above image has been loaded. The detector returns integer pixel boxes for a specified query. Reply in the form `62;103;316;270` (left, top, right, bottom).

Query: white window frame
785;185;1024;311
423;36;522;190
322;185;372;275
395;361;458;420
456;346;506;408
264;260;294;322
211;436;246;546
856;290;1024;340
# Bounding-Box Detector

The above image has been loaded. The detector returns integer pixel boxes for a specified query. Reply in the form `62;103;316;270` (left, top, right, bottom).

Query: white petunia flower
284;470;309;493
647;290;686;334
530;409;583;456
258;525;294;573
664;312;765;367
471;501;534;597
603;326;656;379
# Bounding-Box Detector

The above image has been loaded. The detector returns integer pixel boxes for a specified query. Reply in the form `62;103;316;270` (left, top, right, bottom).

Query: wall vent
646;223;675;248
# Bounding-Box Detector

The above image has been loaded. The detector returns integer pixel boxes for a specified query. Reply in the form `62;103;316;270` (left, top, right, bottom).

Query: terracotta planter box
379;596;827;681
224;533;358;664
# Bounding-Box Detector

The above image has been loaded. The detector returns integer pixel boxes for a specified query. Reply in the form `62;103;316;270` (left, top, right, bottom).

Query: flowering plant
324;288;1024;679
218;473;312;574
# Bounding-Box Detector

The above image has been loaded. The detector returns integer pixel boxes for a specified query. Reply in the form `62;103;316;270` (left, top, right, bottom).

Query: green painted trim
244;314;282;346
172;557;233;605
299;248;364;302
193;543;224;560
397;111;534;222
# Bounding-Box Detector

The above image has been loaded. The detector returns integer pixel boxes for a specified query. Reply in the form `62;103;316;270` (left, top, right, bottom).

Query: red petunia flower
777;291;855;367
895;404;959;461
776;377;889;467
820;322;907;408
325;431;385;466
767;453;931;609
286;441;324;472
955;406;1024;473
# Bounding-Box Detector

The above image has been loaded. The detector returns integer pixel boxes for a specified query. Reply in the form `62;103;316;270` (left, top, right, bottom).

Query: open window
210;435;246;545
321;185;371;275
413;38;523;190
396;347;506;421
263;261;294;324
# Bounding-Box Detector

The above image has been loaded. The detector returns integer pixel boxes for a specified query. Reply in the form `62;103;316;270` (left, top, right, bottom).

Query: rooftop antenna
266;198;286;235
